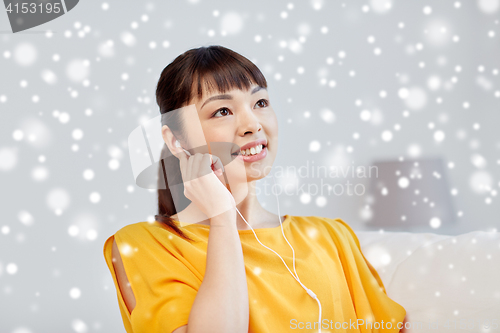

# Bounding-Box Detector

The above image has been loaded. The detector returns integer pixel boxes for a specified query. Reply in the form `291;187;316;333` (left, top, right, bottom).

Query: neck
233;181;273;230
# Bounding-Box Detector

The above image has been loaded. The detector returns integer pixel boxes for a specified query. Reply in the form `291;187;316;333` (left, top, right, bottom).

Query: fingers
211;155;224;179
179;150;226;184
207;154;225;183
211;154;224;174
192;153;205;179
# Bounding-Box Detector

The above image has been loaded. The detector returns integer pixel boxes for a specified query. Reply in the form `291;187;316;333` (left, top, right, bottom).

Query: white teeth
241;144;264;156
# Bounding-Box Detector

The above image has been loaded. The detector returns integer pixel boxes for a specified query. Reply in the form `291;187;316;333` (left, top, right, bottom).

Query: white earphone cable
234;173;322;333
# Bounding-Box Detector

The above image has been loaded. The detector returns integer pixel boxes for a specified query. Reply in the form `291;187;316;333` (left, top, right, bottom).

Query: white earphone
175;140;192;157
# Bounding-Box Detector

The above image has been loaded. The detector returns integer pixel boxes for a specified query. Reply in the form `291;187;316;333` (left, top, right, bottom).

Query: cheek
201;125;231;144
272;111;279;133
266;113;279;144
262;110;278;134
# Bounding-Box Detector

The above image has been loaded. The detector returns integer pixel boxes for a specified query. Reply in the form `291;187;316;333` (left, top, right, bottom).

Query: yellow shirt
103;215;406;333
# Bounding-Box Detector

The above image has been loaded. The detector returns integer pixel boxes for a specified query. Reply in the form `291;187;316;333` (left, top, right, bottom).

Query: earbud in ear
174;140;181;148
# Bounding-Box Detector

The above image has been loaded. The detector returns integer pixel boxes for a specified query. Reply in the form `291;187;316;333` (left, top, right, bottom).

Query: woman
103;45;407;333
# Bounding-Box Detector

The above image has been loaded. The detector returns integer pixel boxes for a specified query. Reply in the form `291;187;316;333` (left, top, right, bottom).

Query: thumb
210;154;225;181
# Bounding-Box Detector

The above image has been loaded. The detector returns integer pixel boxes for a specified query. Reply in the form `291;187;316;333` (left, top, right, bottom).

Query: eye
211;107;232;118
256;99;269;108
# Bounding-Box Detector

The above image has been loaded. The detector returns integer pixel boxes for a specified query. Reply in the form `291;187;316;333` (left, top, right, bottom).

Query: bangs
189;48;267;103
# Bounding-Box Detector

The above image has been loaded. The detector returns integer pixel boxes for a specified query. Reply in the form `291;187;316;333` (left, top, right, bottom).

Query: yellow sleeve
330;218;406;331
103;224;201;333
334;218;388;294
103;235;134;333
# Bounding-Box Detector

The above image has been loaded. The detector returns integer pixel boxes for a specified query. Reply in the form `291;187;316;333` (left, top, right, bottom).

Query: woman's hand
178;151;236;223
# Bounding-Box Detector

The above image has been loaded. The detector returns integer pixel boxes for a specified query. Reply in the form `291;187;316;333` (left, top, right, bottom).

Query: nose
237;106;262;135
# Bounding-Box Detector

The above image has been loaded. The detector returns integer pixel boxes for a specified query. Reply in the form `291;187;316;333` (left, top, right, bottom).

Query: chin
246;159;275;180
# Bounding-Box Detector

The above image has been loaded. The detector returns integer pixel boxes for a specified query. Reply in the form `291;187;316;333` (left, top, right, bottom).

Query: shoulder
315;216;355;232
104;221;181;254
321;217;360;242
113;220;178;240
292;215;353;232
293;215;360;243
115;220;160;234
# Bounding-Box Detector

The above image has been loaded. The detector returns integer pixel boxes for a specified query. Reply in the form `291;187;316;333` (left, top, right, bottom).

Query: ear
162;125;182;157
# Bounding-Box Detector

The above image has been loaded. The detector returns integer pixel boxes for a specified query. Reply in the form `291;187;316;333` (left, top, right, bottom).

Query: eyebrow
201;86;267;110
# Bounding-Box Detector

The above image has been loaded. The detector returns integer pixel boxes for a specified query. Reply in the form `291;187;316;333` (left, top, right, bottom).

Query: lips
232;138;268;155
237;145;268;162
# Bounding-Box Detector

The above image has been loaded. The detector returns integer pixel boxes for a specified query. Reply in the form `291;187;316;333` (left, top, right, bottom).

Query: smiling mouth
232;143;268;156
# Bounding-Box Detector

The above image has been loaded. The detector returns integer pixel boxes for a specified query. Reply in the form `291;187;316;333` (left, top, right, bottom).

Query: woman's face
178;82;278;182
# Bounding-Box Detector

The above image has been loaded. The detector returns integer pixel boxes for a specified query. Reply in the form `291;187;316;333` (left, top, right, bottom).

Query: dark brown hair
155;45;268;241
